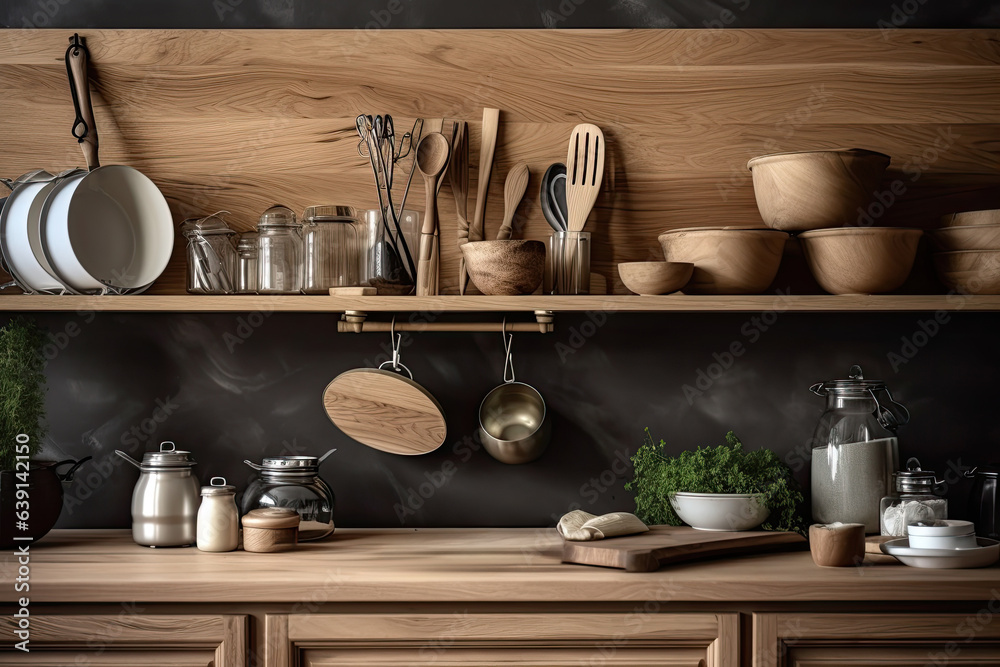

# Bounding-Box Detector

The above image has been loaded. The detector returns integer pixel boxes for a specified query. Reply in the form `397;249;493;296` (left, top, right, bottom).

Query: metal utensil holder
549;231;591;295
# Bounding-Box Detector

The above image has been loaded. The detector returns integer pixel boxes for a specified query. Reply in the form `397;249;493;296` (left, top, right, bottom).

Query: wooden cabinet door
754;612;1000;667
0;613;247;666
266;612;739;667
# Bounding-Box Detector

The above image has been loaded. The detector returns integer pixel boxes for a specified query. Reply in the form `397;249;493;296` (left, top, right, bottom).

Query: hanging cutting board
562;525;806;572
323;369;447;455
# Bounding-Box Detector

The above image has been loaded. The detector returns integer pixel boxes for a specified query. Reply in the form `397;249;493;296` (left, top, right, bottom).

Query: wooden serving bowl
617;261;693;295
461;240;545;295
929;224;1000;252
940;209;1000;228
798;227;922;294
933;250;1000;294
747;149;890;231
657;227;788;295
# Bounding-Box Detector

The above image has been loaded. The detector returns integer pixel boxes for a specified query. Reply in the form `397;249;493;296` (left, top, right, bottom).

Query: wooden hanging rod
338;311;554;334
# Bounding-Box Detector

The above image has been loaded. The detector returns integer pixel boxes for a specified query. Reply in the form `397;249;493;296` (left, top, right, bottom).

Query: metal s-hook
378;315;413;379
502;318;515;384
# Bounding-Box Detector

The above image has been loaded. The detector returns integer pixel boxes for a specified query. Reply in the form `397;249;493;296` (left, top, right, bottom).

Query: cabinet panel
0;614;248;667
754;613;1000;667
267;612;738;667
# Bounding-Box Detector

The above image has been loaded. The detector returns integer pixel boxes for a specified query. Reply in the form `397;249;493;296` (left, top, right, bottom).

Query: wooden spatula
565;123;605;232
450;122;470;292
462;108;499;294
496;162;530;240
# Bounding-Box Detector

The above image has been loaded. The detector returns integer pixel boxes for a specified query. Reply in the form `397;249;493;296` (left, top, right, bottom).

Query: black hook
65;33;91;143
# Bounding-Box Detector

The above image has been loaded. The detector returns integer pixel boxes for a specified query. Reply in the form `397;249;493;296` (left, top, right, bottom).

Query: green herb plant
0;317;47;471
625;429;805;533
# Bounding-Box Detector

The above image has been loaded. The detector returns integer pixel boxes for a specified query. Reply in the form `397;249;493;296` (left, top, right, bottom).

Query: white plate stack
880;519;999;569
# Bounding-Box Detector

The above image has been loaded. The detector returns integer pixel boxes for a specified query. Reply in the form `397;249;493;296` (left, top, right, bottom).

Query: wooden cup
809;523;866;567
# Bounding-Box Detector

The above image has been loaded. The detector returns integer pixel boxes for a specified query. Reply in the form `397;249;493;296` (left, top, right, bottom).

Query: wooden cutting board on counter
562;526;807;572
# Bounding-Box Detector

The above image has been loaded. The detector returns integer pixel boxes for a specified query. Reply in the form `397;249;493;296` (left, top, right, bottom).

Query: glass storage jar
197;476;239;552
236;232;259;294
241;450;336;541
881;458;947;536
361;208;418;294
257;205;302;294
301;205;363;293
809;365;909;533
181;213;238;294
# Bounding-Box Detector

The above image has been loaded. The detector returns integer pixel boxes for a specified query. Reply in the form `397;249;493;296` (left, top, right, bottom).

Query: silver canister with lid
115;441;200;547
242;449;336;541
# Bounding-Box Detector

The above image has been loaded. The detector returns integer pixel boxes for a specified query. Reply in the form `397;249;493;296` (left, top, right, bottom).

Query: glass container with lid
241;450;336;541
257;205;302;294
880;458;947;536
809;365;909;532
197;476;239;552
302;205;363;293
236;232;259;294
181;212;238;294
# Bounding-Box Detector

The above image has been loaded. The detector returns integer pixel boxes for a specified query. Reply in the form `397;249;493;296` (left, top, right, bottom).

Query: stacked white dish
880;520;999;569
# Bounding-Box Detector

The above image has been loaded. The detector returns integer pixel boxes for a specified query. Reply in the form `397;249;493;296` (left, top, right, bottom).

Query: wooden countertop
1;528;997;603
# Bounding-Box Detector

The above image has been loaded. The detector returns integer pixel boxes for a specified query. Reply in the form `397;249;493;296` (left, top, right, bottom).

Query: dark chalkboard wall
2;1;998;529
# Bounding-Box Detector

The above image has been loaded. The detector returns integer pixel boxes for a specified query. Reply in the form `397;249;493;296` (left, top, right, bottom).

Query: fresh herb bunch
625;429;805;533
0;317;47;471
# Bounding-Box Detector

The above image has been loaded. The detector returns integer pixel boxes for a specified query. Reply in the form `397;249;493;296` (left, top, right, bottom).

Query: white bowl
908;533;978;550
881;537;999;569
669;492;770;531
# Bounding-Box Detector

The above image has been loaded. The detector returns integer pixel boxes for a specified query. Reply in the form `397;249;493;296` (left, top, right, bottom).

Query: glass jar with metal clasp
242;450;336;541
257;205;302;294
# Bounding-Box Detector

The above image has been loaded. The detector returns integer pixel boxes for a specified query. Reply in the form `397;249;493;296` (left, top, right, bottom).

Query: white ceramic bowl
907;520;978;549
669;492;770;531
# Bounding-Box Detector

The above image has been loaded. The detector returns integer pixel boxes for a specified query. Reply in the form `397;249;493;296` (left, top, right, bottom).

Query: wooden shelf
0;294;998;313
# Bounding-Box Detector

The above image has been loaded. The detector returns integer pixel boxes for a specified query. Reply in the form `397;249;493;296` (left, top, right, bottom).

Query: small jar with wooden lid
241;507;300;553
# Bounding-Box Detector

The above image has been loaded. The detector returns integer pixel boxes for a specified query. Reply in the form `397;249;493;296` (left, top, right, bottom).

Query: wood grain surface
1;29;998;297
1;528;997;604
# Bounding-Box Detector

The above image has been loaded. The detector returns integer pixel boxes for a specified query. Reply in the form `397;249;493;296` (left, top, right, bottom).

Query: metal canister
115;441;200;547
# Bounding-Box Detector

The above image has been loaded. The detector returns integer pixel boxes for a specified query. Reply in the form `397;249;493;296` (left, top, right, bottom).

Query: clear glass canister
302;205;363;293
809;365;909;533
236;232;259;294
257;205;302;294
241;451;336;541
197;476;239;552
881;458;947;536
181;213;238;294
361;208;418;295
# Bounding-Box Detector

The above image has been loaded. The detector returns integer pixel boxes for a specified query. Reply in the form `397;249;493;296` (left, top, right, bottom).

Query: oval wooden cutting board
322;369;447;455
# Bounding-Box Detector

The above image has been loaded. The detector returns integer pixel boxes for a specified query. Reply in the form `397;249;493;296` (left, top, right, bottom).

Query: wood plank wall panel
1;29;998;295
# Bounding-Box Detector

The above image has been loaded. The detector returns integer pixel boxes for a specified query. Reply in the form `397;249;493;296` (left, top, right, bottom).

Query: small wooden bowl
933;249;1000;294
657;227;788;295
747;149;890;231
618;261;693;295
929;224;1000;252
461;240;545;295
241;507;300;553
809;523;866;567
941;209;1000;228
798;227;922;295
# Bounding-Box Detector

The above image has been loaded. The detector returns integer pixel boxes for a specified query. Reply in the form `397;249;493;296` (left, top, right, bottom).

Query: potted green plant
625;429;804;533
0;317;89;549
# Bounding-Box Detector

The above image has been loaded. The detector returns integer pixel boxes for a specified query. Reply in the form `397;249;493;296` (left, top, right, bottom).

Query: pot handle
53;456;92;482
317;449;337;465
965;467;979;479
115;450;142;469
64;33;100;171
243;459;265;471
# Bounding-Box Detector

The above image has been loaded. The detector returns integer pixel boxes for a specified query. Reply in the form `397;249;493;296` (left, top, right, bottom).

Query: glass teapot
809;365;909;532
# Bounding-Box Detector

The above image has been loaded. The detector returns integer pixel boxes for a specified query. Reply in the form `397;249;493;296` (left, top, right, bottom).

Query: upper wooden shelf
0;294;997;313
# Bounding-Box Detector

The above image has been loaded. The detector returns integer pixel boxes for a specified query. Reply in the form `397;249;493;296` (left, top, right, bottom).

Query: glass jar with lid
257;205;302;294
809;365;909;532
880;458;947;536
241;450;336;541
301;205;363;293
181;213;238;294
236;232;259;294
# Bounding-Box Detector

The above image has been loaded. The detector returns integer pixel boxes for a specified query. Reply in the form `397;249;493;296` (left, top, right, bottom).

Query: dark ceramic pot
0;458;90;549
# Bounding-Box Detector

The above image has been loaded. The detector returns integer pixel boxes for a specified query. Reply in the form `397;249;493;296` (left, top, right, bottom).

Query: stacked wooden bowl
930;210;1000;295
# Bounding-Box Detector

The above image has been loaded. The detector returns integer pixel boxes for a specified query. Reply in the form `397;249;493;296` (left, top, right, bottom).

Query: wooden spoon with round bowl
414;133;451;296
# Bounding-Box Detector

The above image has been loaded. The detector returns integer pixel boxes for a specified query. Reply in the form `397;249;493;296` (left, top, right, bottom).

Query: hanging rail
337;310;554;333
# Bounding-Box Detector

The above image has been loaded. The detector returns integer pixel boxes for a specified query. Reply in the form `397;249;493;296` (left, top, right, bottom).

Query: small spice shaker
196;477;239;552
880;457;948;536
241;507;300;553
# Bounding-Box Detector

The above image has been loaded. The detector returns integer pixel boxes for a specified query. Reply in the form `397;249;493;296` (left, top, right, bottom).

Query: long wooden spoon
496;162;530;240
463;108;499;294
450;122;469;292
414;133;451;296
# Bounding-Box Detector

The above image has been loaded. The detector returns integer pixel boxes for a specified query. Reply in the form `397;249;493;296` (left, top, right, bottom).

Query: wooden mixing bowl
940;209;1000;228
460;240;545;295
747;149;890;231
798;227;922;295
657;227;788;295
933;250;1000;295
617;261;693;295
929;224;1000;252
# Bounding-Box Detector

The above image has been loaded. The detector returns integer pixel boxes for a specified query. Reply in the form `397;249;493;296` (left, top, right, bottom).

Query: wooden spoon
414;133;451;297
463;108;499;294
450;122;470;292
565;123;605;232
496;162;530;240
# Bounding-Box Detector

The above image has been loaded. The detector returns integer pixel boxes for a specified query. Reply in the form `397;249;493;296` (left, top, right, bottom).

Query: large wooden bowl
747;149;890;231
929;224;1000;252
617;261;693;295
933;250;1000;294
940;209;1000;228
657;227;788;295
461;240;545;295
798;227;922;295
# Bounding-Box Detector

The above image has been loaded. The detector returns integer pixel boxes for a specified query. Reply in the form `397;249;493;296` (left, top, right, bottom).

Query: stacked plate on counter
929;210;1000;295
880;520;999;569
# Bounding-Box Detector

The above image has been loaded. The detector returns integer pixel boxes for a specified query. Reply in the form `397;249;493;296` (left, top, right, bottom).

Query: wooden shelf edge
0;293;998;313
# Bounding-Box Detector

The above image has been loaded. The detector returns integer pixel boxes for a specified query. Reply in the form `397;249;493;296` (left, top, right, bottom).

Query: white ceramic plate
881;537;999;569
669;492;770;531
